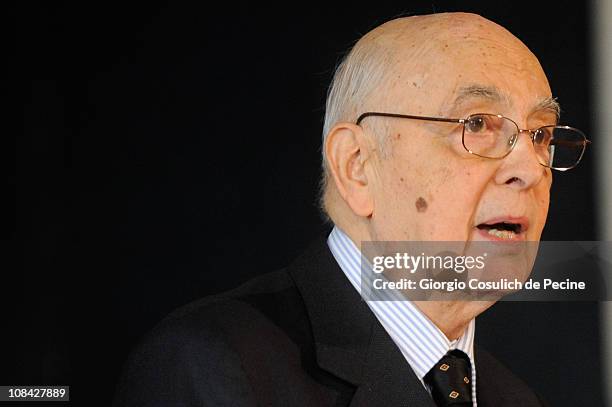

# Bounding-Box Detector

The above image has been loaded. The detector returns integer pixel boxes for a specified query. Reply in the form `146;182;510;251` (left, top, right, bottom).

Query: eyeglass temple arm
356;112;463;126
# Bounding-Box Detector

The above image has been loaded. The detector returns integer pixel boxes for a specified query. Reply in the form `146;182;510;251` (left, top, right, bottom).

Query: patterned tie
424;349;473;406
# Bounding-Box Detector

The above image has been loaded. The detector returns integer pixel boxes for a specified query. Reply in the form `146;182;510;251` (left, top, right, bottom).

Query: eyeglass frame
355;111;591;171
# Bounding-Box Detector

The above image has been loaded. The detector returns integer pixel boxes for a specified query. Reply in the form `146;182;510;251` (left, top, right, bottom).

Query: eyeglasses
356;112;591;171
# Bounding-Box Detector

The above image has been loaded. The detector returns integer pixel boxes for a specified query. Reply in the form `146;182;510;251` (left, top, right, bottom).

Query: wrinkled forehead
369;15;552;117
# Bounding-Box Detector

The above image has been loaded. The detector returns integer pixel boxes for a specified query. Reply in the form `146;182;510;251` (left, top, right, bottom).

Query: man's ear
324;123;375;217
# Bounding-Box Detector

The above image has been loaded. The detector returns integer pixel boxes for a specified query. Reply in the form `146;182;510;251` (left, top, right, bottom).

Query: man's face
366;16;554;244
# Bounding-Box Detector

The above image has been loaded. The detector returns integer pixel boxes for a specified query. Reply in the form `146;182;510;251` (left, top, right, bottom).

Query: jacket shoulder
113;269;311;407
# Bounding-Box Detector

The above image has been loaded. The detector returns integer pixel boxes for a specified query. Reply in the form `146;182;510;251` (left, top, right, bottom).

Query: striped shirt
327;226;477;405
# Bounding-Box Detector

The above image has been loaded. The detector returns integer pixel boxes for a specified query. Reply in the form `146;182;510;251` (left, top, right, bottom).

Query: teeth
487;228;516;239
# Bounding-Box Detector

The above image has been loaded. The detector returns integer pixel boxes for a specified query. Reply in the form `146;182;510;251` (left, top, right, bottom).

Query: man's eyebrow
450;85;561;121
533;96;561;120
453;85;507;107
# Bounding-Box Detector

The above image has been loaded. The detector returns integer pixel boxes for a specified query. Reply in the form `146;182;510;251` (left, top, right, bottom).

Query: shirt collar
327;225;476;381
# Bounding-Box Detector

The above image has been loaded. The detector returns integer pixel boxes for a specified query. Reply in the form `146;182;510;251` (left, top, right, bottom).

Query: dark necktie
424;349;473;406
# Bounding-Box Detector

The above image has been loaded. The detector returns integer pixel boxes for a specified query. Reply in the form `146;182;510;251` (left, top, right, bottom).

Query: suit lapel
475;347;544;407
288;235;435;406
348;322;437;407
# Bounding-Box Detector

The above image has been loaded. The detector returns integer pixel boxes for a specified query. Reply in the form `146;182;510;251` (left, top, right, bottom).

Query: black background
14;1;603;406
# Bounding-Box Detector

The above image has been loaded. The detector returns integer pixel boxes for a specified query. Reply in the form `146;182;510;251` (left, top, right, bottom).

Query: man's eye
534;128;553;145
466;116;486;133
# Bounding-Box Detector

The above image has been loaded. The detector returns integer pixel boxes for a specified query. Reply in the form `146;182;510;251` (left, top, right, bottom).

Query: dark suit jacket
114;235;546;406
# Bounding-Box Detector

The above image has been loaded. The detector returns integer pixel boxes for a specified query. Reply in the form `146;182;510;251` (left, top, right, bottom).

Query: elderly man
114;12;589;407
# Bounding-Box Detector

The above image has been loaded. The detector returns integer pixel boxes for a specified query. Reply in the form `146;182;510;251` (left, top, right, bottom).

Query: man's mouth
476;218;528;240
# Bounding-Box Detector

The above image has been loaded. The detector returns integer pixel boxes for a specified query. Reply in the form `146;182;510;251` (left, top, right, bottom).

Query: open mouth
476;221;523;240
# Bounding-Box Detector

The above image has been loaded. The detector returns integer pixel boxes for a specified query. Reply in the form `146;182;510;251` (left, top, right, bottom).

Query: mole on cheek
415;197;428;213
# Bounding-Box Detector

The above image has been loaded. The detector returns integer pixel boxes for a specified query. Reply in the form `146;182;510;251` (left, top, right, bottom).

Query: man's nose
493;129;548;189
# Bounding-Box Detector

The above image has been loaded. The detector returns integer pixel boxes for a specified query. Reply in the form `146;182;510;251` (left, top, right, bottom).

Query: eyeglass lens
462;114;586;170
